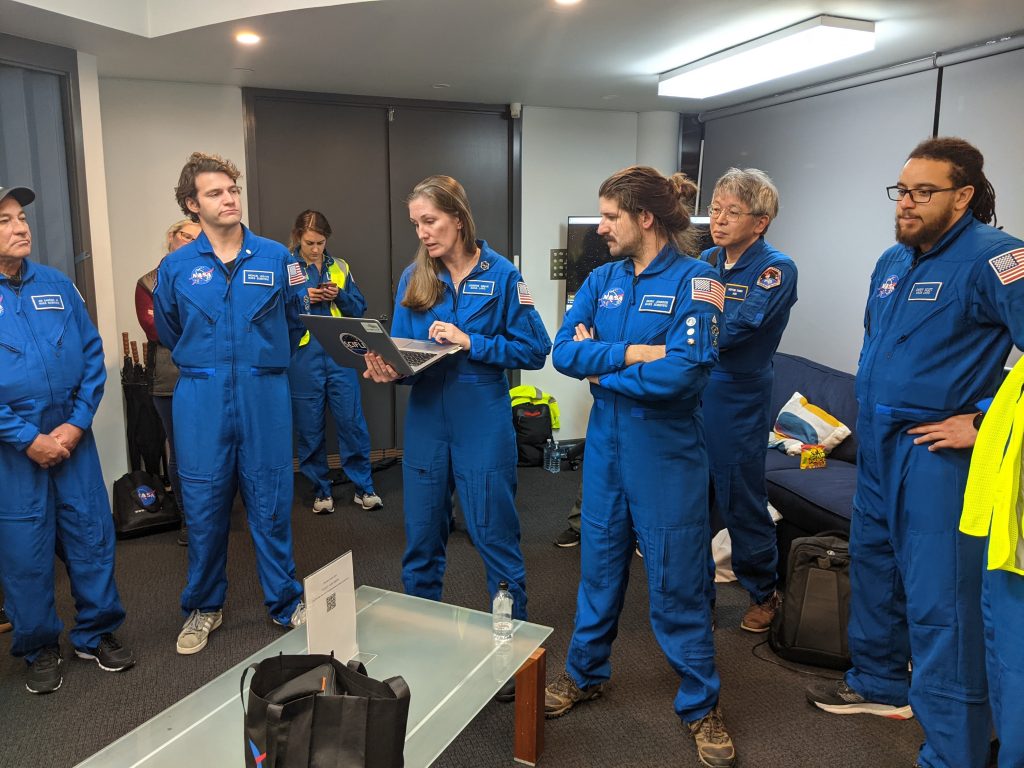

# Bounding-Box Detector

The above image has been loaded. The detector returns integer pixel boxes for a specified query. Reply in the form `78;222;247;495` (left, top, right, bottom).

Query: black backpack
512;402;554;467
112;470;181;538
769;532;851;670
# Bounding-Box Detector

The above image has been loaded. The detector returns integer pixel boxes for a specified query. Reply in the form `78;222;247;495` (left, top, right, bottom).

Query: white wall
521;107;678;439
77;53;127;494
98;79;247;376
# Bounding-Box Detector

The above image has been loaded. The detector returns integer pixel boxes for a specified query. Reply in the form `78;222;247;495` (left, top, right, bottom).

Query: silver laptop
301;315;462;376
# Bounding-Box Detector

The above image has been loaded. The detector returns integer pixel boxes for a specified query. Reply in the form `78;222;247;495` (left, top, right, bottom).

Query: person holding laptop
363;175;550;641
287;209;382;514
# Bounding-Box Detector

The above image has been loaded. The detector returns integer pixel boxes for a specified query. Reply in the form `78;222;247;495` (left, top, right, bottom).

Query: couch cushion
766;462;856;525
771;353;859;464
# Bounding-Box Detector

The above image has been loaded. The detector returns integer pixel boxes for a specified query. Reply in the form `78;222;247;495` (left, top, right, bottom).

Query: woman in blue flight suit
700;168;797;632
363;175;550;620
287;210;381;514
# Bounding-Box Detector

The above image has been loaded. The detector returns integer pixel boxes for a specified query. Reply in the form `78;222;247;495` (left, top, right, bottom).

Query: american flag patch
989;248;1024;286
517;281;534;306
691;277;725;311
287;261;306;287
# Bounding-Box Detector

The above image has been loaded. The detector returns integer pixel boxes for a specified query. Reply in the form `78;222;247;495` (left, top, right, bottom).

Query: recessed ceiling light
554;0;582;5
236;32;261;45
432;83;451;89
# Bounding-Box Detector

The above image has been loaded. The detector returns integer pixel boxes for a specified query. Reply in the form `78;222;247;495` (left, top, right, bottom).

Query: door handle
378;312;390;324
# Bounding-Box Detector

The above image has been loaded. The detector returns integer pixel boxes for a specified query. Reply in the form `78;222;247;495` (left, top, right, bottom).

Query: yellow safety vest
298;257;351;347
960;356;1024;574
509;385;560;430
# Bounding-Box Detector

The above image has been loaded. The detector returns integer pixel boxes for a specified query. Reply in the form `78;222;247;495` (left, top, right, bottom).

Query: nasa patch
0;294;4;317
190;266;214;286
756;267;782;290
877;274;899;298
340;332;369;356
598;287;625;309
135;485;157;507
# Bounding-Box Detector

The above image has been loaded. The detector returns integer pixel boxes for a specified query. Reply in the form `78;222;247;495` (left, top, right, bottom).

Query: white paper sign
303;551;358;660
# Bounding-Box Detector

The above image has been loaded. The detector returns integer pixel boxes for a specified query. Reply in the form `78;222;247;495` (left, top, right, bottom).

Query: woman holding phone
363;176;550;628
288;210;382;514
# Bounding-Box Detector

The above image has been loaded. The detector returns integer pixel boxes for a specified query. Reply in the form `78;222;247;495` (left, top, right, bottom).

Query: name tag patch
725;284;748;301
908;281;942;301
31;294;65;311
638;294;675;314
463;280;495;296
243;269;274;287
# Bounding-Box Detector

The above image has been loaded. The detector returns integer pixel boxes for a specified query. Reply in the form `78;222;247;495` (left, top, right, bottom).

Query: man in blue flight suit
154;153;307;656
701;168;797;632
0;184;134;694
545;167;737;768
806;138;1024;768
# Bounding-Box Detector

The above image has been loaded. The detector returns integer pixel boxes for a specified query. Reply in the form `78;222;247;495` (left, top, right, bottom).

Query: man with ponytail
807;138;1024;768
547;166;736;767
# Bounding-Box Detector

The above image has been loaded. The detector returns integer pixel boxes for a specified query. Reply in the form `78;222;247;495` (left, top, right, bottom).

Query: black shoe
494;678;516;703
75;633;135;672
805;679;913;719
0;607;11;633
27;647;62;694
177;526;188;547
554;527;580;548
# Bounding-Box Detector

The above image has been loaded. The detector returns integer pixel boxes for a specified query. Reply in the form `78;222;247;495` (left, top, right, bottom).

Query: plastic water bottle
543;438;561;473
492;580;514;643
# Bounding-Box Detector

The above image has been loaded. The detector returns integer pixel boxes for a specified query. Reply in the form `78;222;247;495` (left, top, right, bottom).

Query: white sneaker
176;609;223;655
274;602;306;629
312;496;334;514
354;492;384;510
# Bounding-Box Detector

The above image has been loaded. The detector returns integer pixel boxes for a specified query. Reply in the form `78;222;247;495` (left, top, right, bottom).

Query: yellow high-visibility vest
298;257;351;347
960;356;1024;574
509;385;560;430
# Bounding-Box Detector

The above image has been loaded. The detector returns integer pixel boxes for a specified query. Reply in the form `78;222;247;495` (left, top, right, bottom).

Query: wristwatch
973;411;985;431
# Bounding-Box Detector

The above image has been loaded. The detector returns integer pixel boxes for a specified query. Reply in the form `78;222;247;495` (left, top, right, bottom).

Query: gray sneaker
687;705;736;768
273;601;306;629
354;492;384;511
544;670;603;718
176;609;223;655
312;496;335;514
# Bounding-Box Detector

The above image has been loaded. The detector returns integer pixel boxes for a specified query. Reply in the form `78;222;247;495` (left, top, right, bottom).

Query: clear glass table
75;586;553;767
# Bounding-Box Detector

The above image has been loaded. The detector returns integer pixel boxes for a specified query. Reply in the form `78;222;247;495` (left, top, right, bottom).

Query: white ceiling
2;0;1023;113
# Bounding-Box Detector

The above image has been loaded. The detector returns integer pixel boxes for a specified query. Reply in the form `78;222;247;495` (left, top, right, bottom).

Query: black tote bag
242;653;410;768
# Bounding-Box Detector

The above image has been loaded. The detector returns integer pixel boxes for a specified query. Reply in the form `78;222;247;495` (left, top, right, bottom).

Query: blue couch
765;353;858;579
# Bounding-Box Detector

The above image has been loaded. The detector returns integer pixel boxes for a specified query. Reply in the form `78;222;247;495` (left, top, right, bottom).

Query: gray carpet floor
0;464;923;767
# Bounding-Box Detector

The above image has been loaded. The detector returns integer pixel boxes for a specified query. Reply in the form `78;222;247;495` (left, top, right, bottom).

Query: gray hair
712;168;780;231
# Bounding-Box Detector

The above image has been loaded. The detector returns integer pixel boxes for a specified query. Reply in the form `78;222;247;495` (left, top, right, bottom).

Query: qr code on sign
326;593;337;612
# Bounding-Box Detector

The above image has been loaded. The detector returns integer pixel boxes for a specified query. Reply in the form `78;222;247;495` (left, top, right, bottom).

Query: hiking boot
740;591;780;633
806;679;914;719
26;647;62;694
312;496;335;514
354;492;384;511
553;527;580;548
0;607;11;633
176;609;223;655
687;705;736;768
75;633;135;672
544;670;603;718
274;601;306;629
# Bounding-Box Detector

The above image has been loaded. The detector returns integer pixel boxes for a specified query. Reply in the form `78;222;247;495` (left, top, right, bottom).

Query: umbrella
120;331;166;477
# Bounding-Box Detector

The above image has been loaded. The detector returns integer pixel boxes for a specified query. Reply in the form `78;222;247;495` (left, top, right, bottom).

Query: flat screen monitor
565;215;712;308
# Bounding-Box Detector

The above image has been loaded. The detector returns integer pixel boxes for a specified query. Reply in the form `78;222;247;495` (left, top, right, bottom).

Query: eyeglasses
885;186;958;203
175;231;197;242
706;204;760;222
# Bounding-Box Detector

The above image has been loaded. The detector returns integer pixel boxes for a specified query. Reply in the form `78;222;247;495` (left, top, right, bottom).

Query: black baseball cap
0;185;36;206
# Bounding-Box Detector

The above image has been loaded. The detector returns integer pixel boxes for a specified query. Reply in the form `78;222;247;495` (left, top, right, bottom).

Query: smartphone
319;281;335;289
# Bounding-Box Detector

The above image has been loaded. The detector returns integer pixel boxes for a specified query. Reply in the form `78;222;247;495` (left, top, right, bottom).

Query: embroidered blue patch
877;274;899;298
190;266;214;286
136;485;157;507
463;280;495;296
598;287;625;309
725;284;748;301
243;269;274;287
638;294;675;314
31;294;65;311
908;281;942;301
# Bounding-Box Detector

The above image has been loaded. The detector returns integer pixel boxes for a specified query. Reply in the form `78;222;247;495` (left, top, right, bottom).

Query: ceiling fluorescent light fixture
658;15;875;99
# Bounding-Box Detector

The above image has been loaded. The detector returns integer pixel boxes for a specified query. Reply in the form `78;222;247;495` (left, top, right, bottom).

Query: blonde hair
401;175;477;312
165;218;196;253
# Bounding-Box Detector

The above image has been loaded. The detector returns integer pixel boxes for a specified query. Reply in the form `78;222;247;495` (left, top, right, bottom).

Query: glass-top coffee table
75;586;553;767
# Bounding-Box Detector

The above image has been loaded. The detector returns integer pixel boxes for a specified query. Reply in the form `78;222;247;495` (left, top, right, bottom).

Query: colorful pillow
768;392;851;456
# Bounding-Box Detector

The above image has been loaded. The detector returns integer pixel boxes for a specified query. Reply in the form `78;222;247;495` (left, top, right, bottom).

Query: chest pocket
0;335;29;401
891;281;962;345
246;286;282;325
459;282;501;330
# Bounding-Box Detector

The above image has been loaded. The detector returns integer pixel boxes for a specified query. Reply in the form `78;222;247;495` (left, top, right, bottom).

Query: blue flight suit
154;226;306;624
851;214;1024;768
553;244;723;724
982;560;1024;768
700;239;797;602
0;260;125;662
288;251;376;499
392;240;550;619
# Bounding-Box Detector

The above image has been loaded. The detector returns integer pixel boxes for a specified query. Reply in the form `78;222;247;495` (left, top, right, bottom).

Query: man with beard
807;138;1024;768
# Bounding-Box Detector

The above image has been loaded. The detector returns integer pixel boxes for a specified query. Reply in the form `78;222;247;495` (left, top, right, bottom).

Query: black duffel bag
112;470;180;538
769;532;852;670
242;653;410;768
